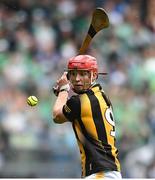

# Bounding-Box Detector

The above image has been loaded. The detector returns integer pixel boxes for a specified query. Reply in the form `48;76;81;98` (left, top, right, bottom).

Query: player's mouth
74;84;83;87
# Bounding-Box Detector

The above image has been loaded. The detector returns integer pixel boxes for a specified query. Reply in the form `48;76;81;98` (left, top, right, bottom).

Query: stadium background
0;0;155;178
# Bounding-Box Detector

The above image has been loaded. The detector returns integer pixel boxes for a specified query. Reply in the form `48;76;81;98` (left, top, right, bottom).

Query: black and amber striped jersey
63;84;121;177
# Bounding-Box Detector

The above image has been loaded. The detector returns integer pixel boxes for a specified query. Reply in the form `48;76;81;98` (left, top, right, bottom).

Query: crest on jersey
64;105;71;113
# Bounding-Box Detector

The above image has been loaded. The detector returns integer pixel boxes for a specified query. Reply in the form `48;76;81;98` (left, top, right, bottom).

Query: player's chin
73;85;84;93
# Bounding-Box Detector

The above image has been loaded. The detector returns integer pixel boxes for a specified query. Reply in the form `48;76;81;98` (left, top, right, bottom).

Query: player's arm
53;72;70;124
53;92;80;123
53;91;69;124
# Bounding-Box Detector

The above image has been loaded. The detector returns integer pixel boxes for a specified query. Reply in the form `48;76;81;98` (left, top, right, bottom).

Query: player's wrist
59;84;70;92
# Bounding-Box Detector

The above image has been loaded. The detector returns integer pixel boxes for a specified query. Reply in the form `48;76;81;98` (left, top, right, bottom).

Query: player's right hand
53;72;70;96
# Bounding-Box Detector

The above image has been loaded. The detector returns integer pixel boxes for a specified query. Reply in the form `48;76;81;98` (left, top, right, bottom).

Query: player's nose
75;73;81;81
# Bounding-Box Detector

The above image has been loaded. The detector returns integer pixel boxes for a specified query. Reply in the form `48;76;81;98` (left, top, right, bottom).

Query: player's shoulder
70;94;80;100
67;95;80;105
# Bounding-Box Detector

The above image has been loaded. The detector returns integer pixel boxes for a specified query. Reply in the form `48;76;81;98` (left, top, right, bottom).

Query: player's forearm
53;91;68;123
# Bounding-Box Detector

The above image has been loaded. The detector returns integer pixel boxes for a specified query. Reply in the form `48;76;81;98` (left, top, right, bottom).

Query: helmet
67;55;98;73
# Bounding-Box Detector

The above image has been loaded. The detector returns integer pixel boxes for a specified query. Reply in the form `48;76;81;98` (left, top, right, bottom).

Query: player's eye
80;71;90;76
70;71;77;76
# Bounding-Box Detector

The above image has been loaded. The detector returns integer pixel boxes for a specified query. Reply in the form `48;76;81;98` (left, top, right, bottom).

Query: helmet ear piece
91;71;98;84
94;72;98;79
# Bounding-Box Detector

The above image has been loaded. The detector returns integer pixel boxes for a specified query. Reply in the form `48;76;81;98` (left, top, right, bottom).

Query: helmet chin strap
83;71;96;90
90;71;95;85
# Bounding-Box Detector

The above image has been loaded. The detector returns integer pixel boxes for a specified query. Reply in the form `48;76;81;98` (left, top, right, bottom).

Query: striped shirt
63;84;121;177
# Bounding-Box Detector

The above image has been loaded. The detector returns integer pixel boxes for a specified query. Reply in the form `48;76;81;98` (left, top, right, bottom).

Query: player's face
69;70;94;93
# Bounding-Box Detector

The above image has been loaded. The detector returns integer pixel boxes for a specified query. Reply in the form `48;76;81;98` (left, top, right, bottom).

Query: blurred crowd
0;0;155;178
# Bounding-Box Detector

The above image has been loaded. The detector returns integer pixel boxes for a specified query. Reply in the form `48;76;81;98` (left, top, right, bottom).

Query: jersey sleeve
63;95;80;122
